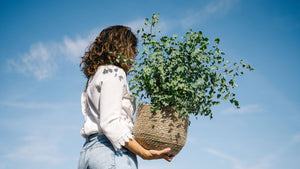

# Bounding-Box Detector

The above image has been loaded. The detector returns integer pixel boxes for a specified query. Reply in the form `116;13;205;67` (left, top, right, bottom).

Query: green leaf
210;65;218;70
234;100;239;107
223;94;229;101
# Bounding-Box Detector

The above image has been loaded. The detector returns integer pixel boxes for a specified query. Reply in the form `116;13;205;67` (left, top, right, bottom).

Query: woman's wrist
124;138;148;159
140;149;151;160
124;138;173;162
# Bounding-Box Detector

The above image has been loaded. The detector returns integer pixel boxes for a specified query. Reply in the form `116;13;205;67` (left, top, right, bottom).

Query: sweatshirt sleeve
99;72;133;151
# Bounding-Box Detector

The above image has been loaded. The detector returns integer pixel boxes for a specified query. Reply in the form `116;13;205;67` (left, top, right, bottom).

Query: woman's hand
142;147;174;162
124;138;175;162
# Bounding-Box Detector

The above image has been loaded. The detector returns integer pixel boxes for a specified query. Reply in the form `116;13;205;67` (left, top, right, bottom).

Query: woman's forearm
124;138;150;159
124;138;174;162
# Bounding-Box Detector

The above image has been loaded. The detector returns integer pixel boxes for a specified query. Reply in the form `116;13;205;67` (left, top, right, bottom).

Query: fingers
147;148;175;162
163;154;174;162
157;148;174;162
158;147;171;154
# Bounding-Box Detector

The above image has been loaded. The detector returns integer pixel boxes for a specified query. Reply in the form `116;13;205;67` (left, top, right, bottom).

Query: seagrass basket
133;104;189;156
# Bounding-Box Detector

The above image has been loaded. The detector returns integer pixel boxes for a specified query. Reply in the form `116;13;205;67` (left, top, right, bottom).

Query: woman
78;25;173;169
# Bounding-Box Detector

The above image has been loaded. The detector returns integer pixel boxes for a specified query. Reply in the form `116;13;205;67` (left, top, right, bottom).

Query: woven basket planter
133;104;189;156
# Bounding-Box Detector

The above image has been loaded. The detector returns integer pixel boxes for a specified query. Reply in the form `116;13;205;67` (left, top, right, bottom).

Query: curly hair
80;25;138;79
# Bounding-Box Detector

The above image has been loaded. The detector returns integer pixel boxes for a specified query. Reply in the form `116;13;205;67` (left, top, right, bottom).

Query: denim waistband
87;133;106;142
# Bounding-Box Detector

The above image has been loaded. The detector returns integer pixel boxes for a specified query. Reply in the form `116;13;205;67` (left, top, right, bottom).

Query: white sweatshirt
80;65;136;150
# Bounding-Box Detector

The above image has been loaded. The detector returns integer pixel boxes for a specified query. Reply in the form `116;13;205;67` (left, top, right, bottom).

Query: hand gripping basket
133;104;189;156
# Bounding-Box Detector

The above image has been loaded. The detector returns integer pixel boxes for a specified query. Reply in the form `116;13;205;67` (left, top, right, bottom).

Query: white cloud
7;18;169;81
5;137;63;165
59;36;90;63
206;148;274;169
126;19;146;33
206;148;244;169
0;101;77;110
180;0;239;27
204;0;239;15
220;104;264;115
1;108;80;168
8;43;58;80
206;133;300;169
186;135;198;144
8;35;90;80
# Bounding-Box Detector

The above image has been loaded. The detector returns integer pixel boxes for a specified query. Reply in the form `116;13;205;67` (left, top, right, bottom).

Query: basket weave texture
133;104;189;156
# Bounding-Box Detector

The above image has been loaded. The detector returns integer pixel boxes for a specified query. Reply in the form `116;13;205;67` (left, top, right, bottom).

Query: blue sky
0;0;299;169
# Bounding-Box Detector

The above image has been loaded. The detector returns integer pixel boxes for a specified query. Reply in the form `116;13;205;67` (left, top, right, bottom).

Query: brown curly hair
80;25;138;79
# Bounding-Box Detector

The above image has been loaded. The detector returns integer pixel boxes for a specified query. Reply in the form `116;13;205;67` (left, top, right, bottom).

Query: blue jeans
78;134;138;169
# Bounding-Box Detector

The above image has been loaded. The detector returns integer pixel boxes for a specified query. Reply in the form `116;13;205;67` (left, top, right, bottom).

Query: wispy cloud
220;104;264;115
126;19;146;33
5;136;63;165
59;36;90;63
1;108;80;169
206;134;300;169
7;18;167;80
204;0;239;15
206;148;244;169
0;101;77;110
186;135;198;144
206;148;275;169
8;35;90;80
3;124;80;168
180;0;239;28
7;43;58;80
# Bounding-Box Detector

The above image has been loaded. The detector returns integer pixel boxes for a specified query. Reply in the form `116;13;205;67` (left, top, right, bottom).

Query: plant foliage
129;14;254;119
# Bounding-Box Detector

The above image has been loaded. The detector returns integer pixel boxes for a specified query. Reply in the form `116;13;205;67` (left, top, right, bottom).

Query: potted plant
129;14;253;156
